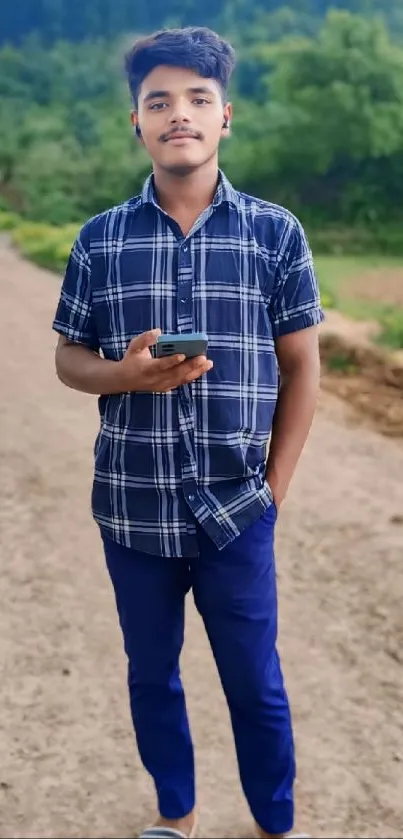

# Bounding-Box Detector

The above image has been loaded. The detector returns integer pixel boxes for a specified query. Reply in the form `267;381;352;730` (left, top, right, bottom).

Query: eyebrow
143;85;216;103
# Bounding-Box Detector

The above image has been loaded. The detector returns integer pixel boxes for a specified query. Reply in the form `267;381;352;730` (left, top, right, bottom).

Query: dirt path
1;241;403;839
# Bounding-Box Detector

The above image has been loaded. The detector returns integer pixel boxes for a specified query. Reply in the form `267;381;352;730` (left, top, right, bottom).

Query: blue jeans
102;504;295;835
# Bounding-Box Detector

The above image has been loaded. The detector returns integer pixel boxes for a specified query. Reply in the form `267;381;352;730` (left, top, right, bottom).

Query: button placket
177;237;193;333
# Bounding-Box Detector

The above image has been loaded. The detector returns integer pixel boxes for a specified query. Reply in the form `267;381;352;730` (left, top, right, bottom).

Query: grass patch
316;254;403;349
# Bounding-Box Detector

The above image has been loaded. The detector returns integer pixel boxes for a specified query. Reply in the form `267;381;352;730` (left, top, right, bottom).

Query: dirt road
1;240;402;839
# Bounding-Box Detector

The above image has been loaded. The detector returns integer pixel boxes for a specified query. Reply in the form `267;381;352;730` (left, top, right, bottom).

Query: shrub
377;308;403;350
0;210;21;230
308;224;403;256
11;221;80;272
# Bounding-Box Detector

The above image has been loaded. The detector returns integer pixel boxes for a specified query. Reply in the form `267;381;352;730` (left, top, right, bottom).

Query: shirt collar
140;169;240;210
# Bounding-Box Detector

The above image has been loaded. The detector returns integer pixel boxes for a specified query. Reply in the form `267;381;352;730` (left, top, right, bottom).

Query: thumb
126;328;161;354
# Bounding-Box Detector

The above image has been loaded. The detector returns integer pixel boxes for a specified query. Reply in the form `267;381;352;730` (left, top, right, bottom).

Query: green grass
315;254;403;349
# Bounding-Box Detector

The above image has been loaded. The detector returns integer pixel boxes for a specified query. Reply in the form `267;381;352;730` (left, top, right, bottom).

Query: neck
152;158;220;217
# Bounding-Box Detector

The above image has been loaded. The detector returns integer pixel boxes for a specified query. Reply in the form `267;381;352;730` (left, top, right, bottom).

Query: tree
259;10;403;220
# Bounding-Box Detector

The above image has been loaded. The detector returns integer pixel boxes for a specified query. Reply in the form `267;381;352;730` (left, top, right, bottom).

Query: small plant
377;309;403;350
326;352;358;375
320;290;337;309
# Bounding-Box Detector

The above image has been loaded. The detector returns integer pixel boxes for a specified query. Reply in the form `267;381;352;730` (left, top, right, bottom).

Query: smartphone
155;331;208;359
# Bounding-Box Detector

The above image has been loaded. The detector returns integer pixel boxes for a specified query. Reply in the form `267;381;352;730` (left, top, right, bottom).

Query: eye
148;102;168;111
193;97;210;105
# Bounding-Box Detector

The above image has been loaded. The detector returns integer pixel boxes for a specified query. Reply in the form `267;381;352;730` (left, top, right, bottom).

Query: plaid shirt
53;171;324;557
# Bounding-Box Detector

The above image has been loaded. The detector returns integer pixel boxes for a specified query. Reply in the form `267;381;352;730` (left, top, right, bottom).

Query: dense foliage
2;1;403;46
1;1;403;251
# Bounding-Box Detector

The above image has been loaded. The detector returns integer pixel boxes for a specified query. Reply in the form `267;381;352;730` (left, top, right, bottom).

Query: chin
162;162;201;177
160;153;214;177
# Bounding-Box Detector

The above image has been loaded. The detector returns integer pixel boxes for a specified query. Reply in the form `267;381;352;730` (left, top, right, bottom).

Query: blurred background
1;3;403;839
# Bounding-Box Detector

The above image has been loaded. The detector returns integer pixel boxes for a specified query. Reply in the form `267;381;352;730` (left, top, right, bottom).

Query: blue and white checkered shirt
53;171;324;557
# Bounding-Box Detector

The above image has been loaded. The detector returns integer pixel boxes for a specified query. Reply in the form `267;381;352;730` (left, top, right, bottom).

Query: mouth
163;133;200;144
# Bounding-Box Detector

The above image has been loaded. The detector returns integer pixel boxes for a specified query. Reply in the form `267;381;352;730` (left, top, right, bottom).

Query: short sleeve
269;216;325;338
52;224;99;351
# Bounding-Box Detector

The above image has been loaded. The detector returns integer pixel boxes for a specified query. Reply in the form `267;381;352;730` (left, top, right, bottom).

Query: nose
168;97;191;124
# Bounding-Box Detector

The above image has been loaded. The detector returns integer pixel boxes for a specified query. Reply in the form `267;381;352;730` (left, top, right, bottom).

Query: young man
53;26;323;839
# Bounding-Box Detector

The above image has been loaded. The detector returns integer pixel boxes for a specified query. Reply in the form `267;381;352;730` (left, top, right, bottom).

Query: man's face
132;65;232;175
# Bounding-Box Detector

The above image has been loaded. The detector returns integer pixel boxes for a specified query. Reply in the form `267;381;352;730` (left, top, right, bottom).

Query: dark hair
125;26;236;105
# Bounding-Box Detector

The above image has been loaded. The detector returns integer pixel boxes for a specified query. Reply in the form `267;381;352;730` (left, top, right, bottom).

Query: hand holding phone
118;329;212;393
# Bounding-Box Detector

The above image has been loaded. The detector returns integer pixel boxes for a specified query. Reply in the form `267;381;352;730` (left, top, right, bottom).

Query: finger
153;354;210;381
153;357;213;391
156;353;206;373
127;328;161;353
155;353;186;370
186;355;213;371
187;353;207;366
170;358;213;387
187;357;213;373
185;361;213;382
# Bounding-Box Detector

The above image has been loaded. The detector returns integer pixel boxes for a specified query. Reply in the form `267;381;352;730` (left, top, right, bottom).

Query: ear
130;110;143;142
221;102;232;138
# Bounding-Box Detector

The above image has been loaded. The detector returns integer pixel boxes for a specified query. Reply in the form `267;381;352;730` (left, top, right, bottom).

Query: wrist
115;356;144;394
266;471;287;507
115;358;131;392
100;358;134;394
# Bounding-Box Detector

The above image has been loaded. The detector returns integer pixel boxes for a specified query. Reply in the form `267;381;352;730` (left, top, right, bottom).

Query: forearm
55;341;126;395
266;365;320;501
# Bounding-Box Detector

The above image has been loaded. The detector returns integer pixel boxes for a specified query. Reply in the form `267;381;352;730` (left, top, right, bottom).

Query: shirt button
180;297;188;303
188;494;195;502
182;245;188;252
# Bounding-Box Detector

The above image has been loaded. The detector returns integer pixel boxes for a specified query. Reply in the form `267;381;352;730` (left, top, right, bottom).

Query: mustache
160;127;203;142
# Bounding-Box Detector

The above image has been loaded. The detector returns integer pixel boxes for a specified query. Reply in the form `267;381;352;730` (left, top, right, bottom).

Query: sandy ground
1;240;403;839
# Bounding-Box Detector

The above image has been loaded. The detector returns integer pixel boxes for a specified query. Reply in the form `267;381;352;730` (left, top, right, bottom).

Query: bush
377;309;403;350
308;224;403;256
0;210;22;230
11;221;80;272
